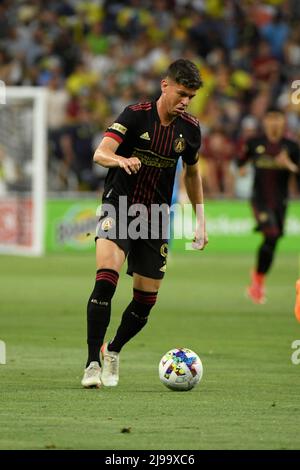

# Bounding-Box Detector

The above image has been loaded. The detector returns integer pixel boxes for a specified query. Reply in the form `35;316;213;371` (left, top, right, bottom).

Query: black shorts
95;200;169;280
251;201;287;238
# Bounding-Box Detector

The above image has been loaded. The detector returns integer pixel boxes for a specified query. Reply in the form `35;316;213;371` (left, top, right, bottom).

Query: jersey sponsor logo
101;217;115;232
109;122;128;135
256;156;284;170
140;131;151;141
132;149;175;168
173;135;186;153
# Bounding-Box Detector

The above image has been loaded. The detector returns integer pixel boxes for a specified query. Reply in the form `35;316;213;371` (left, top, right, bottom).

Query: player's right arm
93;137;141;175
94;105;141;175
236;140;253;176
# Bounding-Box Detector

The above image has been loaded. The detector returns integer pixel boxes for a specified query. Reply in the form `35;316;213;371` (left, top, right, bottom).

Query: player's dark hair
166;59;203;90
265;106;284;115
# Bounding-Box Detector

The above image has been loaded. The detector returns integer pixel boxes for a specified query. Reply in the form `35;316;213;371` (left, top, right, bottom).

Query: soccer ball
159;348;203;391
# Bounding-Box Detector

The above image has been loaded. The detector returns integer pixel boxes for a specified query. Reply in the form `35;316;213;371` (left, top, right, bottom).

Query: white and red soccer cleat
246;271;266;305
81;361;101;388
101;342;119;387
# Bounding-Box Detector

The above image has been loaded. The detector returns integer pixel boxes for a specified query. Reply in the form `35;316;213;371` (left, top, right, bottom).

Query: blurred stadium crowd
0;0;300;197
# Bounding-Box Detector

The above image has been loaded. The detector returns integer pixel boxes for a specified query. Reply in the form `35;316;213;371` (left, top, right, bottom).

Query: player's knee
96;239;125;272
131;289;158;322
90;269;119;303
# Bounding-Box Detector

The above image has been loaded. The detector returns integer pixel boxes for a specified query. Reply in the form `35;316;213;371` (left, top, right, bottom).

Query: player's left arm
183;160;208;250
275;148;299;173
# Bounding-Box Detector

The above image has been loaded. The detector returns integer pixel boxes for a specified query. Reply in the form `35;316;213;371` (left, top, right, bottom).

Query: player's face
161;79;197;117
263;112;286;141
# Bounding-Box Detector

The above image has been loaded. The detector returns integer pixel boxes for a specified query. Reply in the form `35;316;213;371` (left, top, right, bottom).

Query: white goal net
0;87;47;255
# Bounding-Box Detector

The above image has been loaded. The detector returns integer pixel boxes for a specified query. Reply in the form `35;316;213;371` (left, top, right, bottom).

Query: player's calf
86;269;119;367
101;289;158;386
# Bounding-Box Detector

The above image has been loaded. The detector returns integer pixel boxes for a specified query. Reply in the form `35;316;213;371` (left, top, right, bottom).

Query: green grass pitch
0;251;299;450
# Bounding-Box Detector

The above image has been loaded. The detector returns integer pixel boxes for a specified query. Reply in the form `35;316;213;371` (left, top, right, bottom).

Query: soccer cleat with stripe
101;342;119;387
246;272;266;305
81;361;101;388
247;284;266;305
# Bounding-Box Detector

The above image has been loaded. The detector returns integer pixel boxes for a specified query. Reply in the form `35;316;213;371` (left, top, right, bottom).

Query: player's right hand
118;156;142;175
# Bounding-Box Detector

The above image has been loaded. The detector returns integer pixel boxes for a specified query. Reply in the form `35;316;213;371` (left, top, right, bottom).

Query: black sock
86;269;119;367
108;289;158;353
257;236;279;274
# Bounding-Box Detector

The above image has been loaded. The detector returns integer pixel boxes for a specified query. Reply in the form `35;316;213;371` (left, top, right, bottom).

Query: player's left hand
192;223;208;250
275;150;299;173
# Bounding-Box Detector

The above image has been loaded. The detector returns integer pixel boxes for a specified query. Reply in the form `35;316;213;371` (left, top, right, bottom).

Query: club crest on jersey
101;217;114;232
160;243;168;258
256;145;265;154
258;212;269;223
173;136;186;153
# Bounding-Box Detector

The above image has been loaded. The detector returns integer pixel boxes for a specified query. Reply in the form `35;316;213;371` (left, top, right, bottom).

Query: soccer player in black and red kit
238;108;300;304
81;59;208;388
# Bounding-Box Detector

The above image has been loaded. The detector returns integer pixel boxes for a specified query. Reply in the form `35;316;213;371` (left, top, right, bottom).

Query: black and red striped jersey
102;101;201;207
238;135;300;207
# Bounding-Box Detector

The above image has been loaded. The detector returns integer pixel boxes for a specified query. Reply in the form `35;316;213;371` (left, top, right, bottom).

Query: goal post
0;87;47;256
